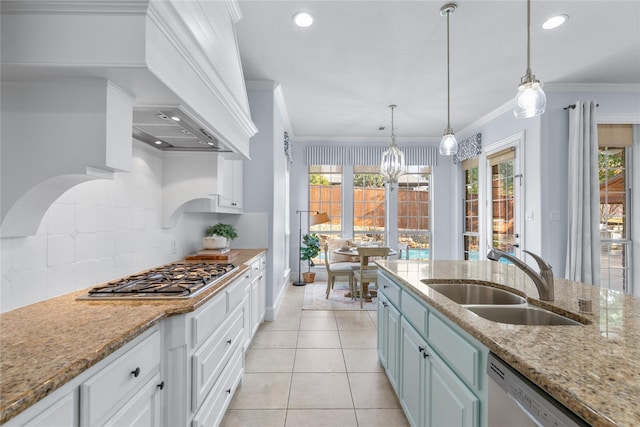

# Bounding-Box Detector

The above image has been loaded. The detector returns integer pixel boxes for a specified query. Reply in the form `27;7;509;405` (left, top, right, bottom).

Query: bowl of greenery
203;223;238;250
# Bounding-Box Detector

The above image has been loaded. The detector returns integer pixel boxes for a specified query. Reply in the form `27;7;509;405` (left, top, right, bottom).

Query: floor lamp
293;210;330;286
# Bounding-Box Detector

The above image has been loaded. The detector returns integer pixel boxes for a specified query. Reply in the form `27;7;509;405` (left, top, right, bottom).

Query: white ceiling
235;1;640;139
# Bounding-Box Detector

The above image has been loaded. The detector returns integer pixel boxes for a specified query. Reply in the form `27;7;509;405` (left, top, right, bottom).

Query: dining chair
323;242;355;299
353;246;390;308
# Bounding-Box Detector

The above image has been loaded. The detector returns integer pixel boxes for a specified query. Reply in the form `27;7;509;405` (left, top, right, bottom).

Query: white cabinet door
104;372;162;427
218;158;242;210
22;391;77;427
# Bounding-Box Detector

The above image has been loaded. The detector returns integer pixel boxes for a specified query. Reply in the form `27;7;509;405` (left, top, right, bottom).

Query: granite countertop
0;249;266;424
377;259;639;427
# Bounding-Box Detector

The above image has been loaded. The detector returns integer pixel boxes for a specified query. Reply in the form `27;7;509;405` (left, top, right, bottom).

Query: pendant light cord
526;0;531;75
446;10;451;130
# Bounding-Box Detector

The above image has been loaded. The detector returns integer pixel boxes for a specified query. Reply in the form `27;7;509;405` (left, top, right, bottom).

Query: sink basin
424;282;526;305
466;305;583;326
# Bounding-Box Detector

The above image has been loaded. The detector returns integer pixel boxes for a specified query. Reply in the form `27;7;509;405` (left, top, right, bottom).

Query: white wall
458;86;640;284
244;81;291;320
0;141;223;312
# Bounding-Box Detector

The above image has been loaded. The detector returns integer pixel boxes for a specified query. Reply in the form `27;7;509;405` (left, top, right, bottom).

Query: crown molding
0;1;149;14
544;83;640;92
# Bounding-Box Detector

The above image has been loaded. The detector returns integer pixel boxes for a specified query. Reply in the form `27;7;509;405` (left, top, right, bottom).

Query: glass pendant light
380;104;405;186
439;4;458;156
514;0;546;118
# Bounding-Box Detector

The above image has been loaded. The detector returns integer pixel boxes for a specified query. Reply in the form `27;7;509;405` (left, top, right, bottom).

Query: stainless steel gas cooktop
77;262;238;300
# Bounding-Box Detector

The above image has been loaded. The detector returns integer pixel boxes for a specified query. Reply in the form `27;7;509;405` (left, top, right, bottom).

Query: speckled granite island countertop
377;260;640;427
0;249;266;424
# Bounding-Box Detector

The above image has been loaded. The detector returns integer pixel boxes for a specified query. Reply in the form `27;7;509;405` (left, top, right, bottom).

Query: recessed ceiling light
154;140;162;145
170;116;180;122
293;12;313;28
542;14;568;30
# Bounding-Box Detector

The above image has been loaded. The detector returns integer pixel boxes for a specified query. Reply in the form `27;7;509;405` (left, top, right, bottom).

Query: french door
486;135;523;258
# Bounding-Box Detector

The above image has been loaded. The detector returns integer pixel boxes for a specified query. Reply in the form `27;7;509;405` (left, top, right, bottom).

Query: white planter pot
202;236;228;249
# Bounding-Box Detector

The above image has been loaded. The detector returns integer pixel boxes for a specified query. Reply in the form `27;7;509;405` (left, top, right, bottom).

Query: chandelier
380;104;405;187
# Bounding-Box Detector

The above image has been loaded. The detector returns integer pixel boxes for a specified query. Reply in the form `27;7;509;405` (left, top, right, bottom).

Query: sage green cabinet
377;292;401;392
378;270;487;427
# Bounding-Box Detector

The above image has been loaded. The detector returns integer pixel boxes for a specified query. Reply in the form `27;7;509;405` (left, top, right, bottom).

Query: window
598;124;633;293
489;148;517;255
353;165;385;243
462;159;480;260
308;165;342;239
397;166;431;260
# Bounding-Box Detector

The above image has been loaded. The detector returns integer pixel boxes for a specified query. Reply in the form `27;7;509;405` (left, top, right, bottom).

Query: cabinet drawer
192;291;227;349
80;330;160;426
378;272;401;308
192;346;243;427
428;313;480;389
192;305;245;410
227;276;247;312
401;290;428;338
250;259;261;280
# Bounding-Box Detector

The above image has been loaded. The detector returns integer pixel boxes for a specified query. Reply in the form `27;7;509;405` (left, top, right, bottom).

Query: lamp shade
380;144;406;184
439;130;458;156
514;80;546;118
310;212;330;226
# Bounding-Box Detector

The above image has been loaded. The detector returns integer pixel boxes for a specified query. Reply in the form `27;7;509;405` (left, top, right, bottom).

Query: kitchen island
0;249;266;425
377;259;639;427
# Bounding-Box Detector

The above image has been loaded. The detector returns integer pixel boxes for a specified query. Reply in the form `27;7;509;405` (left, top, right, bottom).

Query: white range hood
0;0;258;237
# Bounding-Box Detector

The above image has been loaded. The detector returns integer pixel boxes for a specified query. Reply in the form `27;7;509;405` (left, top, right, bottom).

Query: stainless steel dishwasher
487;353;589;427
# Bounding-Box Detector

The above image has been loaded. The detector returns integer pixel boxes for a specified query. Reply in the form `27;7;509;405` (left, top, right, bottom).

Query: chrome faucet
487;248;554;301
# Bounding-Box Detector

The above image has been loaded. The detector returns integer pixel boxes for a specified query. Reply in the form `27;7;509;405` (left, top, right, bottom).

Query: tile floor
221;282;410;427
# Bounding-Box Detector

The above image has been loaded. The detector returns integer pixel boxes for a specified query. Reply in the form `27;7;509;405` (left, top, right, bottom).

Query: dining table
332;245;398;302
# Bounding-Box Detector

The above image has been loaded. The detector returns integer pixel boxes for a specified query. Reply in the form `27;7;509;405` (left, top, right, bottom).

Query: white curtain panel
565;101;601;285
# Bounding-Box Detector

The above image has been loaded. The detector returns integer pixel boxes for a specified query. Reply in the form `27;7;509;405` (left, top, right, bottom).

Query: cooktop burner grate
80;262;238;299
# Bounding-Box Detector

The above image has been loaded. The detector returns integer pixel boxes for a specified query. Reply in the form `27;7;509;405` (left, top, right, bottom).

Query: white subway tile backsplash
47;264;76;298
0;142;202;312
98;205;118;232
47;204;75;235
13;235;47;272
75;233;97;262
96;232;117;259
47;235;75;267
76;205;98;233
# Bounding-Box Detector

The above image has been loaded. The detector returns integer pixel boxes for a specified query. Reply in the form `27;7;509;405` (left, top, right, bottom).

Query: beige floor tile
335;311;376;330
251;330;298;349
355;409;410;426
299;316;338;331
342;348;384;373
367;310;378;325
285;409;357;427
221;409;286;427
293;348;346;373
339;330;378;348
229;373;292;409
246;348;296;372
301;310;336;318
259;315;301;331
348;373;401;409
296;330;341;348
288;373;353;409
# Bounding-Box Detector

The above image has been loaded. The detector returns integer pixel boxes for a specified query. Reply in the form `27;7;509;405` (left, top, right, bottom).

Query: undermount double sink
422;282;583;326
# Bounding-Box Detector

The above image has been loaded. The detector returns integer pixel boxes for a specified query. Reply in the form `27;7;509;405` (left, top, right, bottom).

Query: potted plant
203;223;238;250
300;233;321;283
